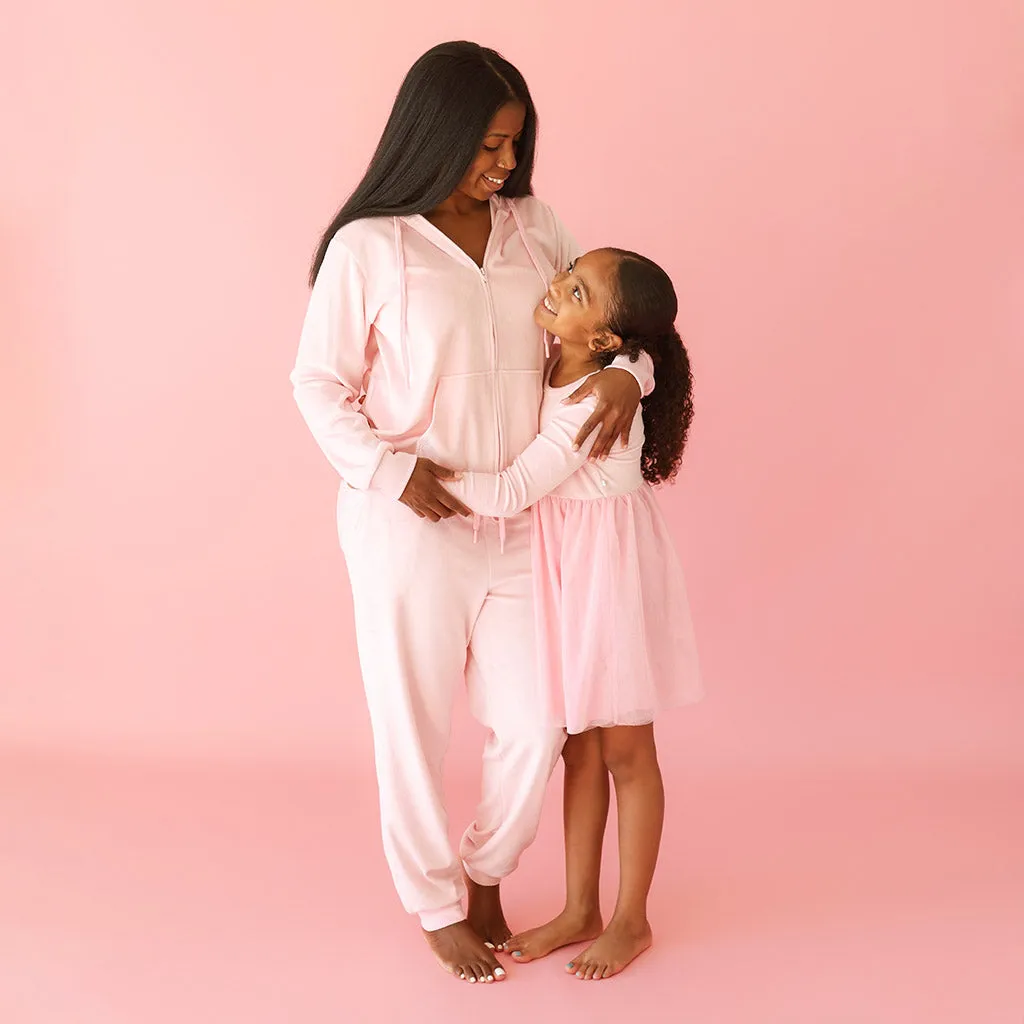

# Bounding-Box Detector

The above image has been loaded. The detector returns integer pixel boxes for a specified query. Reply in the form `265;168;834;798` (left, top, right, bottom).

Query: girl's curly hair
596;249;694;484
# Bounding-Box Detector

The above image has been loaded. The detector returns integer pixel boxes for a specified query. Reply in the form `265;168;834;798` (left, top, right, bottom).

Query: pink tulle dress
445;369;703;734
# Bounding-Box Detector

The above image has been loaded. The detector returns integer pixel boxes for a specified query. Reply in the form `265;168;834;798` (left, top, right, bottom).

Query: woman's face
454;102;526;203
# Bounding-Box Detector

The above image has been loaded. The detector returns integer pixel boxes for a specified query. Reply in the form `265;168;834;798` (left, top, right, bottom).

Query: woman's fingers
589;411;620;461
573;410;601;452
618;414;634;449
436;491;471;517
563;378;596;406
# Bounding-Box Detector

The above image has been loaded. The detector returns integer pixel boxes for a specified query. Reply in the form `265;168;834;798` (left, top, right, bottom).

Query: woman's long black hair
309;41;538;286
597;250;695;485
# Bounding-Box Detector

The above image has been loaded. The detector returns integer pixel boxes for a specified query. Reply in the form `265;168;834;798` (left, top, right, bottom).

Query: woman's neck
428;192;489;219
550;347;603;387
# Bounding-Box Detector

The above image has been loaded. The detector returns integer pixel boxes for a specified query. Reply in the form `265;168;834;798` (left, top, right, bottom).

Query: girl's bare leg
502;730;608;962
567;724;662;980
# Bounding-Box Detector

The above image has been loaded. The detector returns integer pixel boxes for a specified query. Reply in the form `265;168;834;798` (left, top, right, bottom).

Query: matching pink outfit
291;197;652;931
441;371;703;735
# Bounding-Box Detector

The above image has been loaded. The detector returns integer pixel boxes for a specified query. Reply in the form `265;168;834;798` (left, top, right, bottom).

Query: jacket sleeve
444;399;600;517
290;236;416;499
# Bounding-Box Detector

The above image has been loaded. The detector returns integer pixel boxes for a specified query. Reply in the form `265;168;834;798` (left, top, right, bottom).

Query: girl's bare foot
465;878;512;951
423;921;506;983
503;906;604;963
566;917;653;980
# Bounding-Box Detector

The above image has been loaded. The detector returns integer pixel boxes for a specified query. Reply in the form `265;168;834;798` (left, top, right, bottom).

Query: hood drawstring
393;218;411;389
509;203;556;360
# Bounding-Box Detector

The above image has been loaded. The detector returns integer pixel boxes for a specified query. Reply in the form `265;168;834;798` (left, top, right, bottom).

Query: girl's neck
550;347;603;388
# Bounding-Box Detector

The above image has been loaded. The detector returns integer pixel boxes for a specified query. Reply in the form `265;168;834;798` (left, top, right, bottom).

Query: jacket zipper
479;266;504;472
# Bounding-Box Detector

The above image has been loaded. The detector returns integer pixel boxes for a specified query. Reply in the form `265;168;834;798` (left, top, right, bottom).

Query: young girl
437;247;703;981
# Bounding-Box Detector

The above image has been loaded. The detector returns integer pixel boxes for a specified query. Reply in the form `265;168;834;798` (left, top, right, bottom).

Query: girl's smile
534;249;623;356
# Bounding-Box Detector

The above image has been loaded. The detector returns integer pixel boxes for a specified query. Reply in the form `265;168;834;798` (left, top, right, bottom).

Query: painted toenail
484;942;495;949
469;977;477;983
494;967;506;977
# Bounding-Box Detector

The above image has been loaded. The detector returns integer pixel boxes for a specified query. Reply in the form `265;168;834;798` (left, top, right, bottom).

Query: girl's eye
482;144;499;152
572;286;582;302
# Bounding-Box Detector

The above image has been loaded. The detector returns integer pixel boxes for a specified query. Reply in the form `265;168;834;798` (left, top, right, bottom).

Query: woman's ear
589;330;624;354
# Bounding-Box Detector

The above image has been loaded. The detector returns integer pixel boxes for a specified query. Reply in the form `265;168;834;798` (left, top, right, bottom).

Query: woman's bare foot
466;878;512;951
423;921;506;983
503;906;604;963
566;917;653;980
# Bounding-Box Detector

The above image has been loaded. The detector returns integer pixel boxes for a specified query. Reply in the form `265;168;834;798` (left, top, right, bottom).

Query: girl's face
454;101;526;203
534;249;624;355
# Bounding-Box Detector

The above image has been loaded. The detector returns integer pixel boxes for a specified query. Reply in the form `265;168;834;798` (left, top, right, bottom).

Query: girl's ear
588;330;624;354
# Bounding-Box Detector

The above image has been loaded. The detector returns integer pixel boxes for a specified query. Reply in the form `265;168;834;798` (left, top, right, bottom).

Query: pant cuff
462;861;503;887
419;900;467;932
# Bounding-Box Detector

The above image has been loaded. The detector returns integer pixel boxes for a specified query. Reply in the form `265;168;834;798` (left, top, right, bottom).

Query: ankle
607;908;650;934
563;899;602;924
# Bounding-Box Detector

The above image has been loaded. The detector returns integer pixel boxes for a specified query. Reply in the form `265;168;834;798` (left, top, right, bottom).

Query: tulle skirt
531;485;703;735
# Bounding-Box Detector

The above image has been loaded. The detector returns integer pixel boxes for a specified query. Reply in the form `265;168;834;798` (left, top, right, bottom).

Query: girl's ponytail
599;250;695;485
637;326;693;484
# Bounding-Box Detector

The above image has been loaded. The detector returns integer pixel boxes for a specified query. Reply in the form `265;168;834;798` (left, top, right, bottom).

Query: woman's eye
572;286;582;301
482;144;499;152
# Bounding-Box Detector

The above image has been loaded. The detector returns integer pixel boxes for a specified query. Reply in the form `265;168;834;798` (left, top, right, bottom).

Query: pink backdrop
4;0;1021;770
2;4;1023;1021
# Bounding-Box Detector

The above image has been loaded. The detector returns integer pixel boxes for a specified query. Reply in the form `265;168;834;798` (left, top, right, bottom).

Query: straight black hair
309;41;538;286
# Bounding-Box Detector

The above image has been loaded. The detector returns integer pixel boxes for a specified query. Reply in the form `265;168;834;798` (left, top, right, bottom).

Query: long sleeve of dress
290;237;416;499
445;400;601;517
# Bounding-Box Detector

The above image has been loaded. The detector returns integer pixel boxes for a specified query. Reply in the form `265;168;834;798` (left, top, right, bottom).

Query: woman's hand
399;458;471;521
563;368;642;460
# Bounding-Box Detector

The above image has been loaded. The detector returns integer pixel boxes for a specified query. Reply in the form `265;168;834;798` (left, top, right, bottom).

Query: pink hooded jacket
291;195;652;499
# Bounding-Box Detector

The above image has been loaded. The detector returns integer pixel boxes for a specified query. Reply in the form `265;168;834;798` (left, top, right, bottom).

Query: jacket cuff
369;450;418;500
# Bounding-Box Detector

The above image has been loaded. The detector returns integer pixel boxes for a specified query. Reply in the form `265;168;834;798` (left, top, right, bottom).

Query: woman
291;41;651;985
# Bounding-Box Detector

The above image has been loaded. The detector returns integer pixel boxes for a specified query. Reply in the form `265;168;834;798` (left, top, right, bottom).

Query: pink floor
2;749;1021;1024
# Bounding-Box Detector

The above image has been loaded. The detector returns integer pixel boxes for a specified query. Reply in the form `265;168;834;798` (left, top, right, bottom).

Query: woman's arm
291;238;469;520
566;352;655;460
443;399;600;517
291;236;417;499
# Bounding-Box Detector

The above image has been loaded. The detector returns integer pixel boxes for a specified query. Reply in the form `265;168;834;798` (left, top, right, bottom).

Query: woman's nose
497;141;517;171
